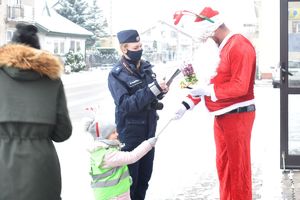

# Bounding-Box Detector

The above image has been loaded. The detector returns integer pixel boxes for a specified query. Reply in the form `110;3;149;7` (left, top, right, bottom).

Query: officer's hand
157;80;169;100
147;137;158;147
173;104;187;120
159;80;169;93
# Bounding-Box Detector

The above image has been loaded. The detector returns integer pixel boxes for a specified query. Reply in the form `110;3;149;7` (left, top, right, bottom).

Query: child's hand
147;137;158;147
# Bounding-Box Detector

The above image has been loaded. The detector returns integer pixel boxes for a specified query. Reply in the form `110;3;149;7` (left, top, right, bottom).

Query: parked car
272;61;300;88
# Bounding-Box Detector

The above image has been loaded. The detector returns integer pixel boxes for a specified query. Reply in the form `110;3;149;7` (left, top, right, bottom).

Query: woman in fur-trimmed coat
0;23;72;200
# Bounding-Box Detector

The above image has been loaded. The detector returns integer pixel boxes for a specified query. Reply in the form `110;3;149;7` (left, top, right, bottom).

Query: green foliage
85;0;108;48
55;0;88;25
64;51;86;72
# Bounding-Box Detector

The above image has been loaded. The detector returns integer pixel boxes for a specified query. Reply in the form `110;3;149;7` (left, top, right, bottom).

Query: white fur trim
198;14;224;37
219;32;235;51
209;84;218;102
184;97;197;110
211;99;255;116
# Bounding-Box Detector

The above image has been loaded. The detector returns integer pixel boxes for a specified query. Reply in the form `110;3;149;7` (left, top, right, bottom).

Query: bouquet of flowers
179;62;198;88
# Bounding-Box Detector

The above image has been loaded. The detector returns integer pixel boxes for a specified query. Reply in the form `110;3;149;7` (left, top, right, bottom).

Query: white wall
39;34;86;56
258;0;280;72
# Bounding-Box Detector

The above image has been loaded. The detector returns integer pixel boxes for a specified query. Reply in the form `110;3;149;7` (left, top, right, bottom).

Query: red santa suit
184;33;256;200
174;7;256;200
209;32;256;200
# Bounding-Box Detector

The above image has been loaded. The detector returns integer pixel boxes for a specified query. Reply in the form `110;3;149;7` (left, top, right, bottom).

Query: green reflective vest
90;147;131;200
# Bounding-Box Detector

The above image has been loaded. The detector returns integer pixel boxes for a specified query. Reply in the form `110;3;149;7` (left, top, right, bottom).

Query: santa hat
195;7;224;33
174;7;224;38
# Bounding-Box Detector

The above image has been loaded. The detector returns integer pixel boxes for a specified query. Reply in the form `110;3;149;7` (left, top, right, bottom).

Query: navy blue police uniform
108;29;165;200
108;58;161;200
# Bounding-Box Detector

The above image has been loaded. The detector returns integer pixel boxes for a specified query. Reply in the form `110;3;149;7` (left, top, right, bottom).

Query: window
53;41;66;55
8;0;21;5
292;21;300;33
76;41;81;52
60;42;65;54
170;31;177;38
6;30;14;42
54;42;59;54
297;22;300;33
70;40;75;52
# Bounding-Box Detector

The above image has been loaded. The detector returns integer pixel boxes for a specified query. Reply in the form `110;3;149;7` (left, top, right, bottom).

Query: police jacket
108;58;160;150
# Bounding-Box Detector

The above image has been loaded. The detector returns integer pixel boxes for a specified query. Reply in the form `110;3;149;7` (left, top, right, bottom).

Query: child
84;116;157;200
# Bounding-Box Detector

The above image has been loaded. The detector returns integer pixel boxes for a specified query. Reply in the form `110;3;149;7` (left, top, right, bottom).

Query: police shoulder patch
112;66;122;75
129;79;142;87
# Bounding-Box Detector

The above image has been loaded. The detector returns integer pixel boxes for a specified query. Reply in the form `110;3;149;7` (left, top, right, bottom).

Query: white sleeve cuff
209;84;218;102
184;97;197;110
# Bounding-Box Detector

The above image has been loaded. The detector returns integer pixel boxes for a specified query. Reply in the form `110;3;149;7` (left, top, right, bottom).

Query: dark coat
108;59;159;151
0;44;72;200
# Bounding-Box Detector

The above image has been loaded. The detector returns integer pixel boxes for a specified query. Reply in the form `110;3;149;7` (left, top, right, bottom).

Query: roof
141;20;195;39
35;7;93;37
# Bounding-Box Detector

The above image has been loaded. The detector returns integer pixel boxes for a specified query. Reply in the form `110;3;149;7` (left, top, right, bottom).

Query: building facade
34;6;92;58
140;20;198;63
0;0;35;45
0;0;92;60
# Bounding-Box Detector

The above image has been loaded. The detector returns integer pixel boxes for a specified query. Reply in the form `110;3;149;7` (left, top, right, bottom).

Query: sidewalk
58;70;300;200
145;80;300;199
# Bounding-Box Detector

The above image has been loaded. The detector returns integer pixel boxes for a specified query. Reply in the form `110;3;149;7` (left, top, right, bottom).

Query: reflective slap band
182;101;190;110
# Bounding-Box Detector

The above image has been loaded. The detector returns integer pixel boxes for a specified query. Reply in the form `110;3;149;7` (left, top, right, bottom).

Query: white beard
193;38;220;85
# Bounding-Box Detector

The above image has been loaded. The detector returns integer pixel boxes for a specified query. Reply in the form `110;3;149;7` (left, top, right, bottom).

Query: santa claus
173;7;256;200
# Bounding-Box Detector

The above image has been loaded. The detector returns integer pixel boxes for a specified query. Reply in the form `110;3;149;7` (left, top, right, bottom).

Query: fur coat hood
0;44;63;80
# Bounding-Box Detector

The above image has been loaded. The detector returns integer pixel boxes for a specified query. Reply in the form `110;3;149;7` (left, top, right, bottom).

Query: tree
55;0;108;49
64;51;86;72
85;0;108;48
55;0;89;26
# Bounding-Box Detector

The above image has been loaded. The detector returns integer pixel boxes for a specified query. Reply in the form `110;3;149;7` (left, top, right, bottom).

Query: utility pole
109;0;113;47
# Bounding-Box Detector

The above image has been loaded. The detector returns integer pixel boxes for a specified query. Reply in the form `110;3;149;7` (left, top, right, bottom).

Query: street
55;66;281;200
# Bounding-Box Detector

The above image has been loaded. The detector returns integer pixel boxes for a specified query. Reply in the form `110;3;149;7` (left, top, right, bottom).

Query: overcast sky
39;0;257;35
99;0;257;34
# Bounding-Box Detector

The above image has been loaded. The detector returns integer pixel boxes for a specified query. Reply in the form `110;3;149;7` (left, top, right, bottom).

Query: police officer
108;29;168;200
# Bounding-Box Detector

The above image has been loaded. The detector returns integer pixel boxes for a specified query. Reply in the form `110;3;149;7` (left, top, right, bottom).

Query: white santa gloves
189;83;213;97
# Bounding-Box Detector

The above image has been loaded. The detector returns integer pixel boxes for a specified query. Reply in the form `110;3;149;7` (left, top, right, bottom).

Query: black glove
150;100;164;110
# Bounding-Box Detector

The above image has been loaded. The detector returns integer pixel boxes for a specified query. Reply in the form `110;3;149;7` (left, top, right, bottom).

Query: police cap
117;29;140;44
